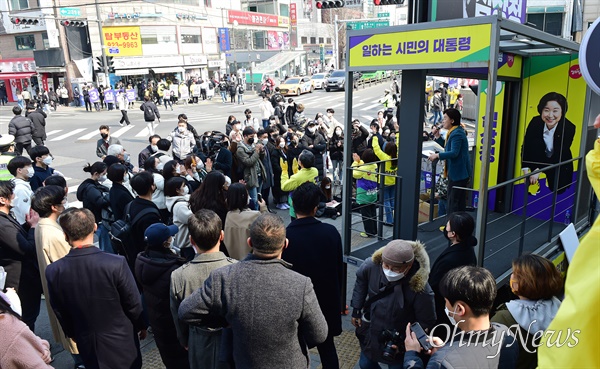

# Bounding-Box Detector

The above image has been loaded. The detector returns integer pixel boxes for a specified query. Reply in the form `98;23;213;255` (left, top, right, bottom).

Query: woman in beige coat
31;186;83;367
224;183;267;260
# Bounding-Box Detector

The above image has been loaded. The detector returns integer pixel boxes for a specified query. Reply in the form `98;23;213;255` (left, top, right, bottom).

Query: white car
311;73;327;89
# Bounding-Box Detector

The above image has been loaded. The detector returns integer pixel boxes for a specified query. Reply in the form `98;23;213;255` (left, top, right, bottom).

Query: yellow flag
538;138;600;368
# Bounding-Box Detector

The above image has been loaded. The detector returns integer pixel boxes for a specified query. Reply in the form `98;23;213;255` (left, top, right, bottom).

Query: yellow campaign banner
473;80;505;190
348;24;492;68
498;54;522;78
102;26;143;57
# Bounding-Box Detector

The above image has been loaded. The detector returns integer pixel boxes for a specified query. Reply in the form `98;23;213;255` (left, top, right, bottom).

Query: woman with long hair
329;126;344;185
189;171;227;227
271;136;289;210
223;183;267;260
371;136;398;225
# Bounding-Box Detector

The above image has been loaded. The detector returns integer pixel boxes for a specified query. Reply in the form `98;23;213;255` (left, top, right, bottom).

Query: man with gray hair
107;144;137;174
179;213;328;369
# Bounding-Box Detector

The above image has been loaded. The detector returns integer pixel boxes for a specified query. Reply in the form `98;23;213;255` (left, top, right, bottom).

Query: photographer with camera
350;240;436;369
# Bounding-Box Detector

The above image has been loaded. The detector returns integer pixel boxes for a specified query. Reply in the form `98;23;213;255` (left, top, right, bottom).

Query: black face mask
101;133;109;139
246;114;251;119
247;137;254;145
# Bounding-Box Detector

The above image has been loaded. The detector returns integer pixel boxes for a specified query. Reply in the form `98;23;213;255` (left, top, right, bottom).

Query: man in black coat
300;121;327;180
137;134;161;168
26;104;47;145
0;180;42;331
46;208;147;369
283;183;343;369
8;105;34;156
127;172;162;266
212;139;233;177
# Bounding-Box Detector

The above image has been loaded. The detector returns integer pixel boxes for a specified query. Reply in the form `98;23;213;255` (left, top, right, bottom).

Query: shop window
182;34;201;44
42;32;49;49
10;0;29;10
310;36;316;44
526;12;563;36
15;34;35;50
318;37;324;44
301;36;308;44
326;38;331;44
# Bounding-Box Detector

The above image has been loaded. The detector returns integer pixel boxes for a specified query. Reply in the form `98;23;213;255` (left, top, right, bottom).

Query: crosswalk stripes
49;128;86;141
78;130;100;141
111;125;136;137
361;103;381;111
353;102;365;108
45;130;62;137
135;126;152;137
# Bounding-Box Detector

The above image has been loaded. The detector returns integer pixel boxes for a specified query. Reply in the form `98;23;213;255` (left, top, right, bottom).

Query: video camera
198;130;227;160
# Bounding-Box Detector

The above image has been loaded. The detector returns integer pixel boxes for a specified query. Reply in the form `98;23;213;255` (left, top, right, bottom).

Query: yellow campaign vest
0;154;15;181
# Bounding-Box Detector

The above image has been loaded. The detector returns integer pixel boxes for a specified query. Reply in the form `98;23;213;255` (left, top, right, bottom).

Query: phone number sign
102;26;143;57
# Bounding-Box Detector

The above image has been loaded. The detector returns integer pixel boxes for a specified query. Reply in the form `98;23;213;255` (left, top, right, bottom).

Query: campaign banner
126;88;136;102
218;28;230;52
104;88;115;103
88;88;100;103
179;85;189;99
348;24;491;69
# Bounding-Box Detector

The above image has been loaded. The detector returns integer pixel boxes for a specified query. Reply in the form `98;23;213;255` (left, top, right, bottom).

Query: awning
150;67;185;73
0;72;36;79
115;68;149;76
36;67;66;73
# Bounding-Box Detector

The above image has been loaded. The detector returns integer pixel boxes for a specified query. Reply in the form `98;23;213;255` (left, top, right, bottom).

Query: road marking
68;184;79;193
135;127;152;137
45;130;62;136
329;102;344;109
50;128;87;141
361;103;381;111
353;102;365;108
363;116;374;122
112;125;136;137
78;130;100;141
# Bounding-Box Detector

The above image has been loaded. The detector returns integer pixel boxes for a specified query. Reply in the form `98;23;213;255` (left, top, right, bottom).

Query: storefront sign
290;3;297;26
218;28;231;52
113;55;185;69
278;16;289;27
184;55;208;66
208;60;226;69
0;59;36;73
228;10;280;27
102;26;143;57
348;24;492;68
203;27;218;55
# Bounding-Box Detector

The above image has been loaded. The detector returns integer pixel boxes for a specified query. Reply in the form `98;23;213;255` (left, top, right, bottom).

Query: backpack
109;202;160;262
101;192;115;226
143;102;155;121
238;85;245;94
166;198;187;226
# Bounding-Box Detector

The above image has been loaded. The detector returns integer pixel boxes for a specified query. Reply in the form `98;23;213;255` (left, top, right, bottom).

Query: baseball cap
144;223;179;247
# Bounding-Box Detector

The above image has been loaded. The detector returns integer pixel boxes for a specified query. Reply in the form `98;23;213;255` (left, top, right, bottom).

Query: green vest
0;154;14;181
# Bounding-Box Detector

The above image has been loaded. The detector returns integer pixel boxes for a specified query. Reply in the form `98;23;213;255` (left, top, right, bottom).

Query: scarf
443;125;459;178
506;297;561;333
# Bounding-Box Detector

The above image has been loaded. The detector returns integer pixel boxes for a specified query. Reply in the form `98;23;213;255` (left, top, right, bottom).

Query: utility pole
334;14;338;69
95;0;110;81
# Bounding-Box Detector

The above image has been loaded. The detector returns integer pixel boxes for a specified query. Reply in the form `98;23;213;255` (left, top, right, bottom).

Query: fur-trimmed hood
371;240;430;293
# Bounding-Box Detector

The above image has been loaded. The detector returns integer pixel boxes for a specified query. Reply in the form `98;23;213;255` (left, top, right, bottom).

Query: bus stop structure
340;15;598;283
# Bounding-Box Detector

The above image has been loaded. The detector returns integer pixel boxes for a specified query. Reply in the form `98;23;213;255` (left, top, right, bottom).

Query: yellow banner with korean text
102;26;143;57
348;24;492;68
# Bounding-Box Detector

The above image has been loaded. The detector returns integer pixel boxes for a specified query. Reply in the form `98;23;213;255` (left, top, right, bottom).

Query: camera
380;329;404;359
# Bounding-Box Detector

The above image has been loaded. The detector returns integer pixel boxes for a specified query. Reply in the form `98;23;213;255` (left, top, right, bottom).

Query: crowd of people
0;81;574;369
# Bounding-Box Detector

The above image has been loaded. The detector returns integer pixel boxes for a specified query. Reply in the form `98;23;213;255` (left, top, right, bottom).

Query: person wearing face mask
329;127;344;185
77;162;114;254
300;121;327;180
29;145;58;192
350;240;436;369
428;212;477;340
0;180;42;333
404;266;518;369
243;108;260;131
138;134;161;169
7;156;34;226
236;127;265;210
108;144;138;175
108;163;135;221
164;177;193;259
228;120;244;143
31;185;84;368
168;119;196;163
257;129;276;213
96;125;122;159
144;156;168;222
259;95;275;129
271;136;290;210
135;223;189;369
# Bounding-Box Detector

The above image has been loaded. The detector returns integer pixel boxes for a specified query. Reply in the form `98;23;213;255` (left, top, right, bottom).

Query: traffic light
373;0;404;4
107;56;115;73
10;17;39;25
95;56;104;73
60;20;87;27
316;0;345;9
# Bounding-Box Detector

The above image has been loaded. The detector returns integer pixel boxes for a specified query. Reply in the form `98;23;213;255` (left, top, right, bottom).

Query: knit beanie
382;240;414;267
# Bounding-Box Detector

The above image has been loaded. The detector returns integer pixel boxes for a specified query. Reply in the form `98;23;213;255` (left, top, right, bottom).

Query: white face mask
178;127;186;133
261;138;269;146
278;142;285;148
182;186;189;195
157;163;165;171
123;174;130;183
308;126;316;133
445;306;459;326
325;185;331;189
42;156;53;166
382;266;404;282
98;175;107;182
26;166;35;178
335;129;342;135
150;145;158;153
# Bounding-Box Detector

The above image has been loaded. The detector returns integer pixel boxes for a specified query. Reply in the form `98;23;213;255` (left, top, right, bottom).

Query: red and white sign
290;3;297;26
228;10;279;27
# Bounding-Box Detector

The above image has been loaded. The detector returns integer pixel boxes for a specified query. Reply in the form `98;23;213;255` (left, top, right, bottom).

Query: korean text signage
290;3;297;26
347;21;389;30
228;10;279;27
218;28;230;52
102;26;143;57
348;24;491;68
59;7;81;17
